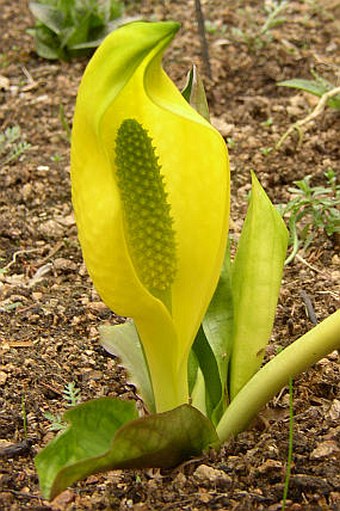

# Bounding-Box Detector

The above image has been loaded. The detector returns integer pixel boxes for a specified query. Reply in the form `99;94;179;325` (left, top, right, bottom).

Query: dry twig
276;85;340;150
194;0;212;79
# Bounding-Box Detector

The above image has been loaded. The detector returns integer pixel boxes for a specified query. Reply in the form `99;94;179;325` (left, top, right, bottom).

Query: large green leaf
99;320;155;413
35;399;218;500
228;172;289;400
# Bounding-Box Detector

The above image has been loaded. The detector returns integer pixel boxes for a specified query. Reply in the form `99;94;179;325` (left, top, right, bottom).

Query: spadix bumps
71;21;230;412
115;119;177;298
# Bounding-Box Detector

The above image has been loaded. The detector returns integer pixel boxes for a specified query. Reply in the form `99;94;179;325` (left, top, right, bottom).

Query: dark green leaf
33;27;63;59
192;327;224;424
202;247;233;393
35;399;218;500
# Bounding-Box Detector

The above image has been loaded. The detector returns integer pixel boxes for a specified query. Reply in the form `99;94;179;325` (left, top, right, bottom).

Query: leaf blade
35;399;218;500
228;172;289;400
99;320;155;413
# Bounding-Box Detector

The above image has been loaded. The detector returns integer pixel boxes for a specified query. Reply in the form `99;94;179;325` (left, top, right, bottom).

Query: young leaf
192;327;224;424
99;320;155;413
182;65;210;120
228;172;289;400
35;398;218;500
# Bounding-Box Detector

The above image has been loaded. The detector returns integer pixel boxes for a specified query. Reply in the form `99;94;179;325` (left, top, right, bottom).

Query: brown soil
0;1;339;510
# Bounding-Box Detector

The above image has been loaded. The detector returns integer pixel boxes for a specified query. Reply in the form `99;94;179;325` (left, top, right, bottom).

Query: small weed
59;104;72;141
63;381;81;407
226;137;237;149
28;0;125;60
230;0;289;52
204;20;227;36
0;126;31;165
51;153;63;162
44;411;65;432
44;382;81;432
261;117;273;127
260;146;273;156
281;169;340;264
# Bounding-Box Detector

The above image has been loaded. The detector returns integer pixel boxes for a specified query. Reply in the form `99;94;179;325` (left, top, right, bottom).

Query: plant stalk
194;0;212;79
216;310;340;443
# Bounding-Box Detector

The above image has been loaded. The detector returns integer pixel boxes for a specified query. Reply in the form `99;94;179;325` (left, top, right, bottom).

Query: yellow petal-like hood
71;21;229;411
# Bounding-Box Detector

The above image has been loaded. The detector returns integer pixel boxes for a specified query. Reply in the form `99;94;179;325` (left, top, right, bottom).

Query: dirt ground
0;1;339;510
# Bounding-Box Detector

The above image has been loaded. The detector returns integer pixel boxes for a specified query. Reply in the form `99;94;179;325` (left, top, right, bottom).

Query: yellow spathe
71;21;230;412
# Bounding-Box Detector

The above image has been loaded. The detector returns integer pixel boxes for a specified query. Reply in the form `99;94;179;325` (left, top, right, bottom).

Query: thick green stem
150;358;189;413
216;310;340;443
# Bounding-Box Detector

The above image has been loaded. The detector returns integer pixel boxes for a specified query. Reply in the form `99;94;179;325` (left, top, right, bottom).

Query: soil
0;1;339;510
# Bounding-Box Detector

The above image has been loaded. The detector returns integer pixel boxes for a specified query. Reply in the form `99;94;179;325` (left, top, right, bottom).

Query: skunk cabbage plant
35;21;340;500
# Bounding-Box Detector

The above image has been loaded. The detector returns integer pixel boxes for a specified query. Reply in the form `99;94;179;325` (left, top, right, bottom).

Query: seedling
0;126;31;165
226;137;236;149
44;382;81;432
260;146;273;156
282;170;340;264
230;0;289;52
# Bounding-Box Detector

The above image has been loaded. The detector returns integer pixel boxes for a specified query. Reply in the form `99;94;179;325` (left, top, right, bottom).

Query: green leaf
63;13;92;49
190;364;207;415
192;327;223;424
29;0;124;60
35;399;218;500
29;3;65;34
99;320;155;413
190;246;233;423
33;27;63;59
228;172;289;400
188;348;199;396
278;78;340;110
181;65;210;121
202;247;233;396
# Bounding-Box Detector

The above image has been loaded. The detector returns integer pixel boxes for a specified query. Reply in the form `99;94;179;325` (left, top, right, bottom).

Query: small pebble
310;440;339;459
0;371;8;385
193;464;232;488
